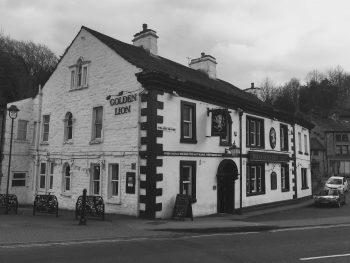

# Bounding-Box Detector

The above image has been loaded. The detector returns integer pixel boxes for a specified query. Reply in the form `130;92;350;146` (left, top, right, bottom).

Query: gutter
32;85;43;196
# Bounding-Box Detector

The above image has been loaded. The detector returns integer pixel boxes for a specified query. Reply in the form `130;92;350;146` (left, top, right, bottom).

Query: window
246;117;264;148
12;173;26;187
64;112;73;141
91;164;101;195
92;107;103;140
17;120;28;140
32;121;37;144
246;163;265;195
271;172;277;190
180;101;197;143
312;150;319;156
280;124;288;151
63;163;71;191
70;58;89;89
39;163;46;189
49;163;54;190
301;168;308;189
180;161;196;202
335;133;348;142
42;115;50;142
298;132;302;153
220;112;232;146
109;164;119;197
336;145;349;155
304;134;308;154
70;70;75;88
281;164;289;192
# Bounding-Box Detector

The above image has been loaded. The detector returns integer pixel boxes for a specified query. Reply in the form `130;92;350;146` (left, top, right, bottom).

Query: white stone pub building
0;25;313;218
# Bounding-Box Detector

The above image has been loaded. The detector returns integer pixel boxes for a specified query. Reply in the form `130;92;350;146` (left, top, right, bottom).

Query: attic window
69;58;90;90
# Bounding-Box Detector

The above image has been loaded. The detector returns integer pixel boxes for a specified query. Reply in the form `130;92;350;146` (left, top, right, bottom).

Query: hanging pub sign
269;127;276;149
108;93;138;116
211;109;229;137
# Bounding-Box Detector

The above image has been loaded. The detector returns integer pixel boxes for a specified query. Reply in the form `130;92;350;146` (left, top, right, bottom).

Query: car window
328;179;342;184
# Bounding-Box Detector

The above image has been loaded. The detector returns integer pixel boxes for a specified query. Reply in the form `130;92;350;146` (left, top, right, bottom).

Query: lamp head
7;105;19;119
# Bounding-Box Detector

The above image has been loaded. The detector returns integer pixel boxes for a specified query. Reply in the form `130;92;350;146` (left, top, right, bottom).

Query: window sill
304;153;309;156
63;140;73;145
280;148;289;152
60;192;72;198
40;141;49;145
247;146;264;150
14;139;29;144
106;198;121;205
180;138;197;144
69;86;88;92
282;188;290;192
246;191;266;197
301;186;309;190
298;151;303;154
89;139;103;145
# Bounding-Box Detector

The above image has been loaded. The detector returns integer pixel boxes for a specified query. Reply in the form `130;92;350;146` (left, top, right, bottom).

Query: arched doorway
217;159;238;213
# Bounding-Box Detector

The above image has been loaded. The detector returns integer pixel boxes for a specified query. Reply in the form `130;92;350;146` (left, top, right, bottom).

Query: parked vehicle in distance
314;188;346;207
325;176;348;192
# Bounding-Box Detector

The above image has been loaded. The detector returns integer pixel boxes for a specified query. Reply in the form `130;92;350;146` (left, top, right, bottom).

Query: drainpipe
292;124;298;199
238;108;243;214
33;85;43;196
0;104;6;187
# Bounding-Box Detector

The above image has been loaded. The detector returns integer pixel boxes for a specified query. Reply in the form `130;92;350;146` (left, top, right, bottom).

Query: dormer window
70;58;89;90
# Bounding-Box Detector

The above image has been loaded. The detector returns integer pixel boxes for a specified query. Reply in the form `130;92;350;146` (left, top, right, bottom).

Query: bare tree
305;69;325;85
259;77;277;105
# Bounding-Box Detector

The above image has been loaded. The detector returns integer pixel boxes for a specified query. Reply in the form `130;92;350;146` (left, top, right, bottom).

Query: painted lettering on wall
109;93;137;116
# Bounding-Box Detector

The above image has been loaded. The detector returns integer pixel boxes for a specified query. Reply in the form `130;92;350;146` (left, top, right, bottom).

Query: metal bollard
79;189;87;225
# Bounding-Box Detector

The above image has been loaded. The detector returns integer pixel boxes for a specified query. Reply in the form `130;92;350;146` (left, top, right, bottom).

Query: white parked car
325;176;348;192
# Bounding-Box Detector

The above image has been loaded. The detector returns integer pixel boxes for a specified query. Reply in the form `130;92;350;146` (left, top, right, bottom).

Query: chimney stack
132;24;159;55
189;52;217;79
251;82;254;89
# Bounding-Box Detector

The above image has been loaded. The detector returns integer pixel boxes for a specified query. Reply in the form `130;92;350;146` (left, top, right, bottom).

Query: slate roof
312;118;350;132
82;26;265;107
81;26;313;128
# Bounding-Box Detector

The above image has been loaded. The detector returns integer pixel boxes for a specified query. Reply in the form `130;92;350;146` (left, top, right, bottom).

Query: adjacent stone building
1;25;313;218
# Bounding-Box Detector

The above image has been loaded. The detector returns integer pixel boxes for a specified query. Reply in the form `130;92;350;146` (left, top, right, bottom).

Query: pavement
1;197;350;246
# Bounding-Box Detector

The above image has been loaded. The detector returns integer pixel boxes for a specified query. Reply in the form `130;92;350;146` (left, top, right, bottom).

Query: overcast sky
1;0;350;89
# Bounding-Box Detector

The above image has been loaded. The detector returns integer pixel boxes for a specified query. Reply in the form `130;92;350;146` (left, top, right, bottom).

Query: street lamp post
5;105;19;214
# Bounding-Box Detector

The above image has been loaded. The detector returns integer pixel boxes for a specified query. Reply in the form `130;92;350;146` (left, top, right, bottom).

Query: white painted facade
1;26;312;219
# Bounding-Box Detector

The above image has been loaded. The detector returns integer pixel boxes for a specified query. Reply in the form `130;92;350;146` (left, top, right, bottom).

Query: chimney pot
132;24;158;55
251;82;254;89
189;52;217;79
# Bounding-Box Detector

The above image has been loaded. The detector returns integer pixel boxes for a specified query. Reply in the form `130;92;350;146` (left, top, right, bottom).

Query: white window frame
304;134;308;154
301;168;308;189
12;172;26;187
64;112;73;141
91;164;101;195
92;106;103;141
32;121;37;144
49;163;54;190
108;163;120;199
298;132;302;153
17;120;28;140
63;163;71;192
42;115;50;142
70;58;89;90
39;162;47;190
183;106;193;138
